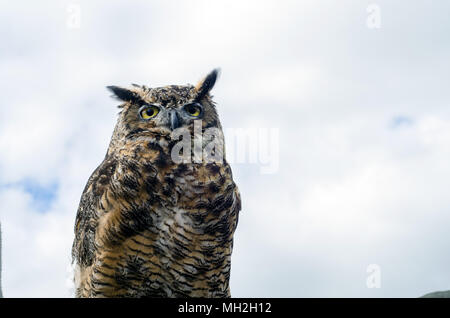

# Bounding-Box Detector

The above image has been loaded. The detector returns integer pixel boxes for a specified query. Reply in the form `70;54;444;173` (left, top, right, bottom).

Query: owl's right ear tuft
107;86;140;103
195;68;221;101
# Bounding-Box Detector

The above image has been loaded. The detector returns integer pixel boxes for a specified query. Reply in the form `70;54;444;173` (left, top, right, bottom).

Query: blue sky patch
2;179;59;213
390;116;414;129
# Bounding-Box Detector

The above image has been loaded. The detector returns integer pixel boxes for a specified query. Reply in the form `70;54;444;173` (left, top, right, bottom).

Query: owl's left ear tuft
195;68;220;101
107;86;140;103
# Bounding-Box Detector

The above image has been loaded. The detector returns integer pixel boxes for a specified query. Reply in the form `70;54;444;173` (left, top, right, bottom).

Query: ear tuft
106;86;139;102
195;68;220;101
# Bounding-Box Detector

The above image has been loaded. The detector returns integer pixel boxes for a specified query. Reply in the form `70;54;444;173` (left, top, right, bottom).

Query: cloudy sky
1;0;449;297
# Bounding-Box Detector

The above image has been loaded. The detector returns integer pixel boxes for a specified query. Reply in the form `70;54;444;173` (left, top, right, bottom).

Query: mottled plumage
72;69;241;298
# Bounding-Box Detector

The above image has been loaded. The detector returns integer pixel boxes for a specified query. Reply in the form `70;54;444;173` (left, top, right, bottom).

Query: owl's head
106;69;221;151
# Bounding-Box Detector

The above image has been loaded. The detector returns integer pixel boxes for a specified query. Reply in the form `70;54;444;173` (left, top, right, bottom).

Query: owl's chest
92;158;236;296
120;139;227;202
139;159;226;206
114;152;234;229
136;160;232;240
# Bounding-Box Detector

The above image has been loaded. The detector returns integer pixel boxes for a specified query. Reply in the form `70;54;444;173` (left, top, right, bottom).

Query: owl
71;69;241;298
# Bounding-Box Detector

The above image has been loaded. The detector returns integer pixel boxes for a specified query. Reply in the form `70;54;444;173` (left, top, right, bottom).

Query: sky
0;0;450;297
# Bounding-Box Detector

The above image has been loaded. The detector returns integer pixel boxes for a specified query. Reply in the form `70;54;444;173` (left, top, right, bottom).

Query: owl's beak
169;110;181;130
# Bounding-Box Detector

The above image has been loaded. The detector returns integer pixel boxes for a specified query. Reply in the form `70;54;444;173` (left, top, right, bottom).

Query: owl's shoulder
78;156;118;211
72;156;118;265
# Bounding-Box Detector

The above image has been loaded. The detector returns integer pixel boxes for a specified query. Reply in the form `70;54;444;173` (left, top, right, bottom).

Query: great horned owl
72;69;241;298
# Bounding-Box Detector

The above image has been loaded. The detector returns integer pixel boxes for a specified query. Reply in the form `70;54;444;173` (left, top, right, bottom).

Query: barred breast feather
72;134;241;298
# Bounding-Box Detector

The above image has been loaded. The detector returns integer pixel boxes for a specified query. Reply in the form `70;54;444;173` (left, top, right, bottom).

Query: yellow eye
140;105;159;119
184;103;202;117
